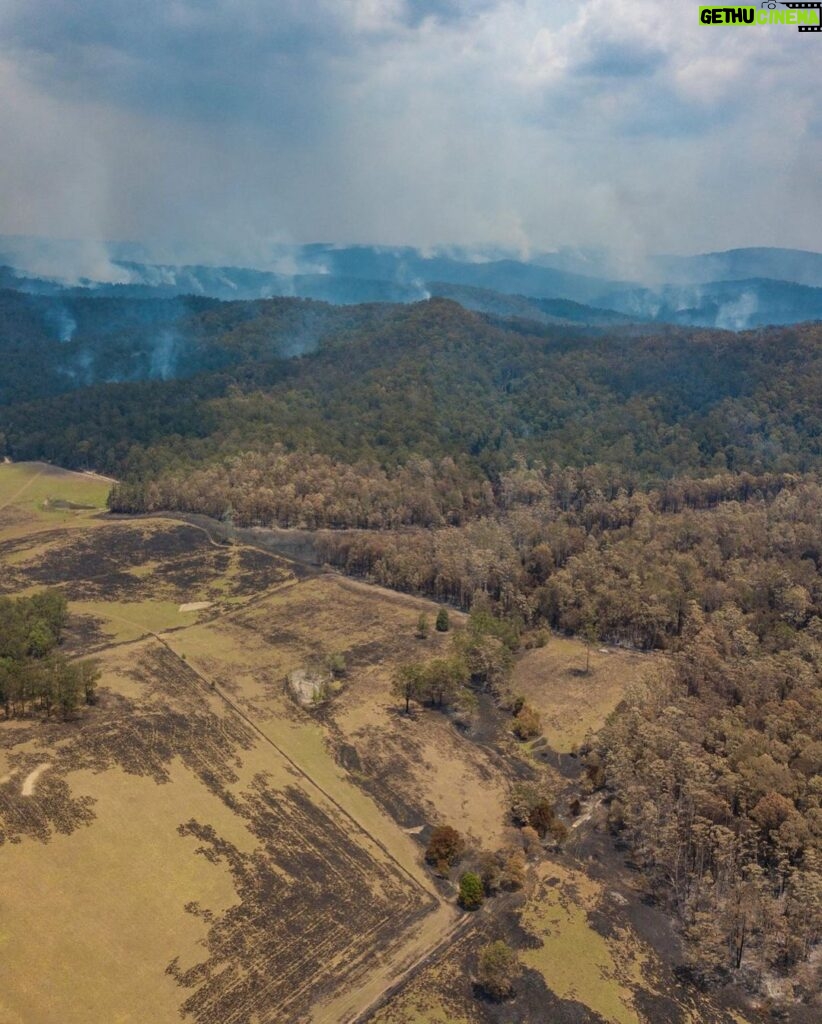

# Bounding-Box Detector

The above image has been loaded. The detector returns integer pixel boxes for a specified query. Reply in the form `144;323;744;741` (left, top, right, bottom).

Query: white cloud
0;0;818;259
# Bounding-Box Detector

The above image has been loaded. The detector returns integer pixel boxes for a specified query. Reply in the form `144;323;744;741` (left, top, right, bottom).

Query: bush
500;849;526;890
477;940;520;1000
425;825;465;871
512;704;541;740
511;781;554;827
327;652;347;677
521;825;542;858
548;817;569;846
477;850;503;895
435;608;450;632
458;871;484;910
528;798;556;838
416;613;429;639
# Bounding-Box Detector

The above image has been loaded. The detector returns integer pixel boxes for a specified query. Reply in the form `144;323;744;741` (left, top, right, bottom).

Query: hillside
2;297;820;491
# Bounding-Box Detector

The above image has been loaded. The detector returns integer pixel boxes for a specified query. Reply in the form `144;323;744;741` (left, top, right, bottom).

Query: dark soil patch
61;611;112;652
478;967;609;1024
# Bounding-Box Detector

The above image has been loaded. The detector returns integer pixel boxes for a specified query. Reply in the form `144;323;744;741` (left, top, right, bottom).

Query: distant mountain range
1;237;822;330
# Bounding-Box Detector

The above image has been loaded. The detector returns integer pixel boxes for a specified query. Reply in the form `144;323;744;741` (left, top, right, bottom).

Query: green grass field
0;460;111;523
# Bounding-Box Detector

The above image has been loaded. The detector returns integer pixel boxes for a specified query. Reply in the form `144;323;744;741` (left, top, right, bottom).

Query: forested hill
1;297;820;496
0;287;401;406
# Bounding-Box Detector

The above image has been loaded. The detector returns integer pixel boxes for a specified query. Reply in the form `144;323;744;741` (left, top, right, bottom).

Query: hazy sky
0;0;819;264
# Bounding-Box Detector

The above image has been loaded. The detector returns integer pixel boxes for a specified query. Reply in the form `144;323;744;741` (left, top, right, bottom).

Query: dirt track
0;466;44;511
21;762;51;796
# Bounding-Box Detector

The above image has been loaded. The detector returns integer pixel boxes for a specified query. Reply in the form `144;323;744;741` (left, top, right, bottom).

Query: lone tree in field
392;663;423;714
435;608;450;632
79;659;101;705
425;824;465;873
416;612;430;639
476;940;520;1000
458;871;484;910
582;617;598;674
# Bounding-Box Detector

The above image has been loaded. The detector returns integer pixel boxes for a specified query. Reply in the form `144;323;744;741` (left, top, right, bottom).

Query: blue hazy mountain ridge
1;239;822;329
531;245;822;289
650;248;822;288
598;278;822;329
425;282;637;326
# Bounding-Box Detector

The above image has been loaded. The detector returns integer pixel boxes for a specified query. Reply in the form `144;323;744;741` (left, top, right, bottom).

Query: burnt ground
146;511;321;578
0;521;295;602
0;641;434;1024
61;609;114;651
325;683;785;1024
569;821;792;1024
1;511;813;1024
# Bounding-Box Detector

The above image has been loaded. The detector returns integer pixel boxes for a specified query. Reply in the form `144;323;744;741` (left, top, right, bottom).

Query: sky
0;0;820;269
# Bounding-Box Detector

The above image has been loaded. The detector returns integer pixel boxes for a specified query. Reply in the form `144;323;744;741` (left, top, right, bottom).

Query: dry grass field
511;638;659;754
0;464;758;1024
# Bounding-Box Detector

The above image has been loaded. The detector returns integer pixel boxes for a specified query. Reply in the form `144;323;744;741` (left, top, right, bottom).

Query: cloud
0;0;819;262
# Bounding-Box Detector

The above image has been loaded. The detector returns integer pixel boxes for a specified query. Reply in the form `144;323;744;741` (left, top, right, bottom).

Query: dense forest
0;292;819;1002
3;299;821;487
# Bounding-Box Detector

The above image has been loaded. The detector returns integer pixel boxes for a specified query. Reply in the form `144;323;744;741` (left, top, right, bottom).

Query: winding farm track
21;762;51;796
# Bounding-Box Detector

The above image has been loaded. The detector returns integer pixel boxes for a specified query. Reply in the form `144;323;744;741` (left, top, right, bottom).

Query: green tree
392;663;423;714
79;659;101;705
458;871;484;910
56;660;81;721
416;613;430;639
26;621;55;659
435;608;450;632
421;655;468;708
